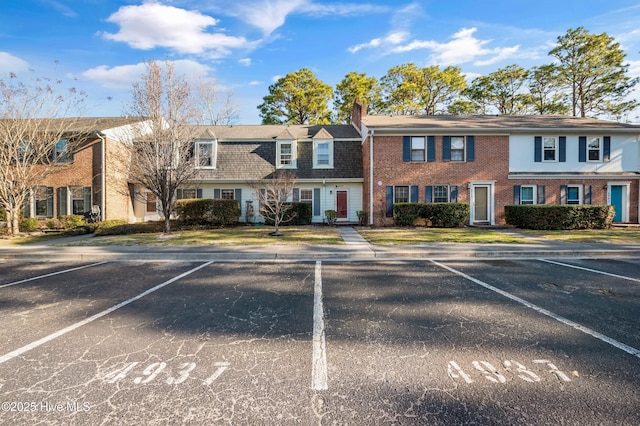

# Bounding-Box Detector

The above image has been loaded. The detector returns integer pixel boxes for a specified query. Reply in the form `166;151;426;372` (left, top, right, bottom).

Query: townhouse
22;117;151;223
137;124;364;224
352;101;640;226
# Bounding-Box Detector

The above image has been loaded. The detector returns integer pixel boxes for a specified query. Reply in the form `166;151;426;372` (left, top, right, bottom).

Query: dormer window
277;140;297;168
313;140;334;168
195;140;216;168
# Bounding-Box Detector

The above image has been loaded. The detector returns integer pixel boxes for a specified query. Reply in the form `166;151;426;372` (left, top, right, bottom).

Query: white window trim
195;140;217;169
411;136;426;162
450;136;466;162
277;140;297;169
520;185;536;205
566;184;582;205
587;136;603;162
393;185;410;203
432;185;451;203
542;136;558;163
313;139;334;169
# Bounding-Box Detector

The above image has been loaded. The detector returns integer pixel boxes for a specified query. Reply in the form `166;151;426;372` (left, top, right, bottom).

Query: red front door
336;190;348;219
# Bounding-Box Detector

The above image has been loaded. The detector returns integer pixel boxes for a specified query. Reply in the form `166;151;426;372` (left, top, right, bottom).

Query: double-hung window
411;137;426;161
520;185;535;205
566;185;581;204
313;140;333;168
70;186;89;215
195;141;215;168
450;137;465;161
221;189;235;200
394;186;409;203
543;137;556;161
277;141;296;168
35;187;50;217
433;185;450;202
587;137;601;161
54;139;73;163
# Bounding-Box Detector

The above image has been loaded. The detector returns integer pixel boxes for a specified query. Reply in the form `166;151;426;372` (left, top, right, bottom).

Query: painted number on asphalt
448;359;573;384
103;361;230;386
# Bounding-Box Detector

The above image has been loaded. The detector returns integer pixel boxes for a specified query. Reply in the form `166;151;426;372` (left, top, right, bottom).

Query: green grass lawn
518;227;640;244
58;225;344;246
356;227;533;245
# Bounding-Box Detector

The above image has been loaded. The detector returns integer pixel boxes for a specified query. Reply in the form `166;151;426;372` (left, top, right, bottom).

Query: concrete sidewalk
2;226;640;262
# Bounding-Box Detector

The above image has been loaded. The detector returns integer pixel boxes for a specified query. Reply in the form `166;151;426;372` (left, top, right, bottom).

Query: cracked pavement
0;258;638;425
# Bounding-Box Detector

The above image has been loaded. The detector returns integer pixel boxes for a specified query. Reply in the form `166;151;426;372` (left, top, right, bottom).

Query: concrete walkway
337;226;370;245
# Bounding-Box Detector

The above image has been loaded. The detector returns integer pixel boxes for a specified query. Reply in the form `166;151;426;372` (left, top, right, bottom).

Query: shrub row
505;205;614;230
174;198;240;226
264;202;312;226
393;203;470;228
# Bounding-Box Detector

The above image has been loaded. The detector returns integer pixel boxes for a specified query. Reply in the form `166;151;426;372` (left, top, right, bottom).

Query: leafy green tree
334;71;381;123
467;65;531;115
258;68;333;125
527;64;569;115
447;99;481;115
549;27;638;118
380;63;467;115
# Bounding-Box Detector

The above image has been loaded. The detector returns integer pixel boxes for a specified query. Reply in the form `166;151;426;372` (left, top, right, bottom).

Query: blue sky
2;0;640;123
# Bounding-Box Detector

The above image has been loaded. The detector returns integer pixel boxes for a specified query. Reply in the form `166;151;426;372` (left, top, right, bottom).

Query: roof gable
312;127;333;139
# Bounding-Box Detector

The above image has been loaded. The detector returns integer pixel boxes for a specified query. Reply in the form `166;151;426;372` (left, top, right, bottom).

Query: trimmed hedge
505;205;614;230
264;202;312;226
175;198;240;226
393;203;470;228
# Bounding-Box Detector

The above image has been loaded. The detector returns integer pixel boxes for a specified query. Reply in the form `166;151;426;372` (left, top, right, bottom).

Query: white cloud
81;60;212;89
348;31;410;53
391;27;520;66
102;3;252;57
249;80;261;85
239;58;252;66
0;52;30;74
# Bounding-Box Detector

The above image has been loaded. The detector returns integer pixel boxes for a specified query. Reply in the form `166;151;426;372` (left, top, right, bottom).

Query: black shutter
47;187;54;218
560;185;567;204
176;189;183;199
402;136;411;162
23;191;31;218
559;136;566;162
313;188;321;216
427;136;436;162
83;187;91;214
385;186;394;217
513;185;521;204
534;136;542;162
442;136;451;161
603;136;611;162
214;189;221;199
410;185;419;203
292;188;299;202
584;185;592;205
450;186;458;202
425;186;433;203
579;137;587;162
197;188;203;198
537;185;546;204
58;187;68;216
466;136;475;162
234;188;241;201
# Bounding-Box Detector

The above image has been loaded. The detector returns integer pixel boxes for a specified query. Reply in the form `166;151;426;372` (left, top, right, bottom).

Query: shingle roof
192;124;361;140
0;117;149;133
361;114;640;131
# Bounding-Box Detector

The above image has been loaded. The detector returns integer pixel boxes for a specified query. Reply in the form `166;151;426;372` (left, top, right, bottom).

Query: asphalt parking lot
0;257;638;425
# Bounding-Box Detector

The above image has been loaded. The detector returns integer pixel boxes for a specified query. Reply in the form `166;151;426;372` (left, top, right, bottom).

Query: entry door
474;186;489;222
610;185;624;222
336;190;348;219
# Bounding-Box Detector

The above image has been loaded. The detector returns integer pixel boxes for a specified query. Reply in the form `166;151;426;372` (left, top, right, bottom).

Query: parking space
0;258;638;424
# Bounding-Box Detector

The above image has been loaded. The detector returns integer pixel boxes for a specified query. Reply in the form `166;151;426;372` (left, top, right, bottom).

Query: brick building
353;102;640;226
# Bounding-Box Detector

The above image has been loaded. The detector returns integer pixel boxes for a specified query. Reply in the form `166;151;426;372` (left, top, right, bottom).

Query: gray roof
361;114;640;131
192;124;361;140
0;117;149;134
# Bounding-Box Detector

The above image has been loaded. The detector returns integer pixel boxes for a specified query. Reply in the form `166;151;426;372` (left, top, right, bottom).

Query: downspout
369;129;374;225
98;134;106;221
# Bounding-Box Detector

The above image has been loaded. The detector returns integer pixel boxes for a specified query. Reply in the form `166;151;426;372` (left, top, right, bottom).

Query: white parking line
430;260;640;359
312;260;328;390
0;261;109;289
0;261;213;366
538;259;640;283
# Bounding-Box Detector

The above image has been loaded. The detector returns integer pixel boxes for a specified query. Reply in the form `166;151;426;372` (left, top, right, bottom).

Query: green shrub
505;205;614;230
325;210;338;225
0;208;6;221
357;211;368;226
59;215;86;229
175;198;240;226
424;203;470;228
19;217;40;232
94;221;165;236
263;202;312;226
393;203;423;226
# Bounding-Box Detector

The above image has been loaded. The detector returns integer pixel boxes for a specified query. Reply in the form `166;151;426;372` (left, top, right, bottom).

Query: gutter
369;129;374;225
98;133;106;221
